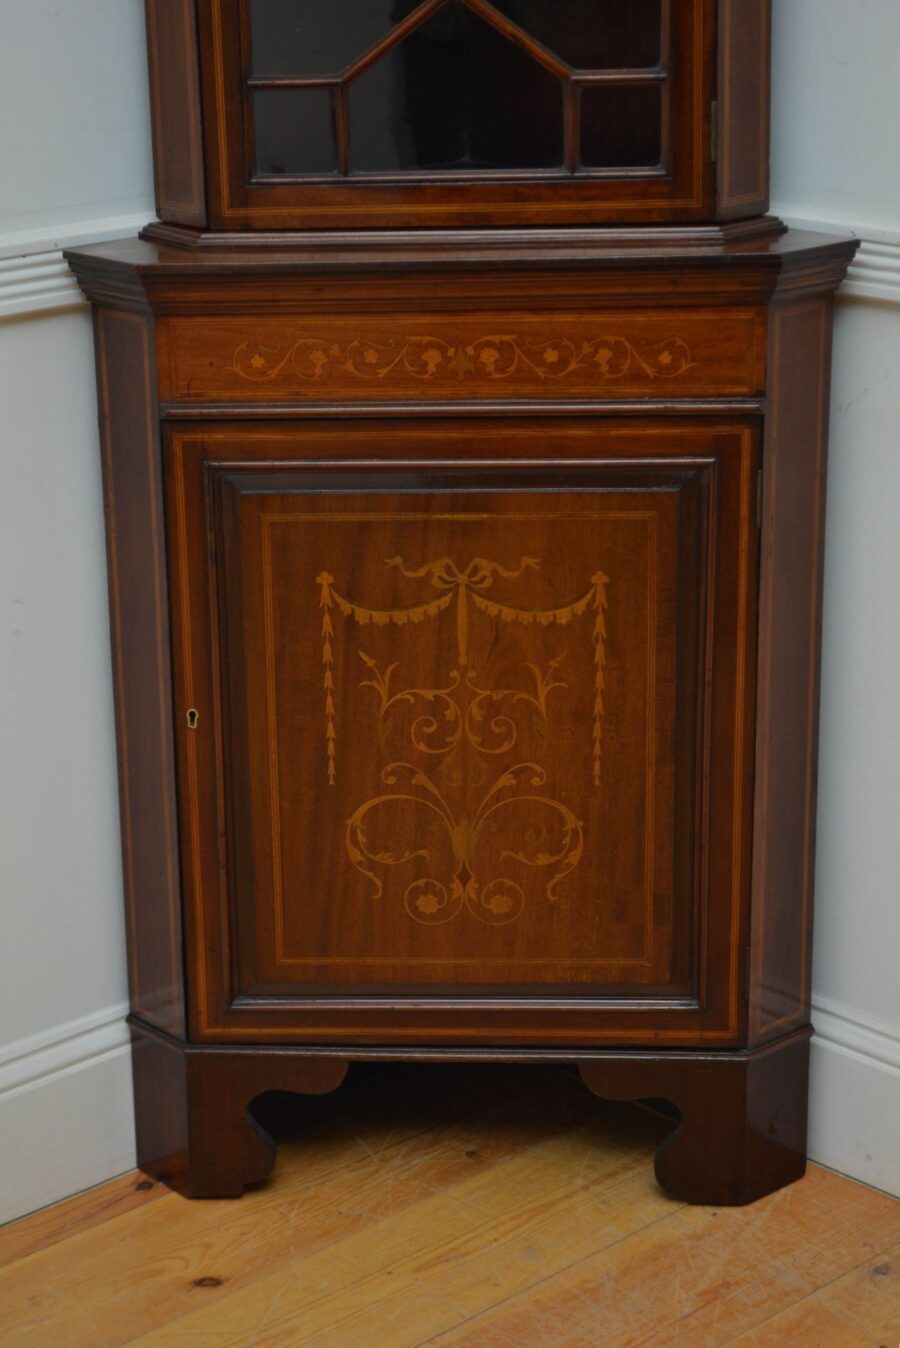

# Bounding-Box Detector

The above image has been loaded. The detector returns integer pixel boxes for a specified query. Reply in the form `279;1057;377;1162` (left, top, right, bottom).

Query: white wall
771;0;900;1200
0;0;156;248
801;298;900;1195
772;0;900;233
0;0;897;1224
0;0;154;1223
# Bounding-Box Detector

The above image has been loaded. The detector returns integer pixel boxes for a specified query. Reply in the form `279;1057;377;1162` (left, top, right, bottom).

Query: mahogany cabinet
66;0;856;1207
66;231;854;1203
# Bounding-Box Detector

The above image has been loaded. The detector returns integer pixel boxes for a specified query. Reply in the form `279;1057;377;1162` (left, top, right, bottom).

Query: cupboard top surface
66;227;856;279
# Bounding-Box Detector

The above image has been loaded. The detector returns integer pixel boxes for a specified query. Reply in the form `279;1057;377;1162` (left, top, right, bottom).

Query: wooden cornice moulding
11;224;894;323
65;256;152;315
64;231;856;316
139;216;788;253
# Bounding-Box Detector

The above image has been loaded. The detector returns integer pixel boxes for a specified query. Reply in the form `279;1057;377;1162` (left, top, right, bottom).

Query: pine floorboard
1;1063;898;1347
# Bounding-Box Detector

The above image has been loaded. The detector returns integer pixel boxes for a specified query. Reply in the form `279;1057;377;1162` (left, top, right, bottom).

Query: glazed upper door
166;419;758;1045
197;0;717;228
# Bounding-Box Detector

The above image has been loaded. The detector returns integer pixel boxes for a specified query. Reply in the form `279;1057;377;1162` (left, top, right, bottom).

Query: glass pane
348;0;564;172
489;0;662;69
580;83;662;168
254;89;338;176
249;0;421;78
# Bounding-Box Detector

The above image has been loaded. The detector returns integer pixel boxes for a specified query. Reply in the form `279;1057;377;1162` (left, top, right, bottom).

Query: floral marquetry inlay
231;333;696;386
317;556;610;926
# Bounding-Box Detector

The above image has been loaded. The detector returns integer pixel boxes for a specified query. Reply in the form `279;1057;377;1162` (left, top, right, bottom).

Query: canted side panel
96;309;185;1036
156;309;764;404
750;298;833;1044
145;0;207;225
716;0;770;219
130;1024;189;1189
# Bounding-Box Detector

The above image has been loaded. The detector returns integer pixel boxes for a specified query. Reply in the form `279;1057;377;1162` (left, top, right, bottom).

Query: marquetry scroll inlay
317;557;610;926
232;334;696;386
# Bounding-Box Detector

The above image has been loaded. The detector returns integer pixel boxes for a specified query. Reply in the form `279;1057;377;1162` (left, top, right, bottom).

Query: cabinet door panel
200;0;713;228
167;420;757;1044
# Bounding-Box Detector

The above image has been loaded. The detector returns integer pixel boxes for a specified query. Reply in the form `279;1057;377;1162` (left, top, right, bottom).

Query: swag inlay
317;556;610;924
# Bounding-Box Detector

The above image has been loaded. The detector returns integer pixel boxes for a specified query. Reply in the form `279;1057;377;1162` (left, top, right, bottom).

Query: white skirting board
0;1006;135;1226
0;997;897;1226
809;997;900;1199
0;213;149;320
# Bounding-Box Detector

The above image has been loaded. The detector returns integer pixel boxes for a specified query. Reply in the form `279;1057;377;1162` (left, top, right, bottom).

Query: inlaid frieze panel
156;309;762;403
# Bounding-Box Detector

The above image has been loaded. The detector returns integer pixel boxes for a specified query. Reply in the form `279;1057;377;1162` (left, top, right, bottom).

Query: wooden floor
2;1063;899;1347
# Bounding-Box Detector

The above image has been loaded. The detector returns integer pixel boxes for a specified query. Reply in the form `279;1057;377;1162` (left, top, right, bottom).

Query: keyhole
186;709;199;730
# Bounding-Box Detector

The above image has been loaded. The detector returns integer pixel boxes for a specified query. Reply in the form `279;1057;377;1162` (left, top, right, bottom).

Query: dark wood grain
93;307;185;1037
132;1016;808;1204
580;1027;810;1205
145;0;207;226
140;216;787;252
130;1020;348;1198
717;0;771;218
66;229;854;308
749;296;836;1045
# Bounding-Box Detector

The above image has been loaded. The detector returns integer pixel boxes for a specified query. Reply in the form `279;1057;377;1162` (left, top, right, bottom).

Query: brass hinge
710;99;719;162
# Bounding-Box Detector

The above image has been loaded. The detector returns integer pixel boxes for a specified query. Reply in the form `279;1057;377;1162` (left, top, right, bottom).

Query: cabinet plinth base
130;1020;810;1205
579;1031;811;1206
